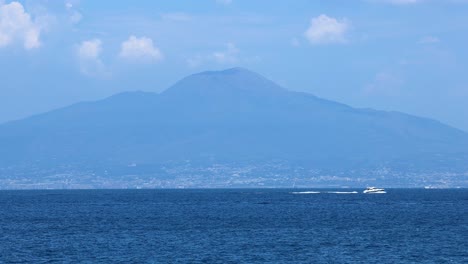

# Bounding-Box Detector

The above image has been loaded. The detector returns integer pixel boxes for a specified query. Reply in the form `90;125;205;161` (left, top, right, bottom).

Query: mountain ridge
0;68;467;188
3;67;464;134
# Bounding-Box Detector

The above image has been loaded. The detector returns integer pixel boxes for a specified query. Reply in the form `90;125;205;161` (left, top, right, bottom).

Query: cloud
65;2;73;10
65;1;82;24
213;42;239;64
78;39;101;59
216;0;233;5
419;36;440;44
119;35;163;62
186;43;245;67
76;39;106;76
0;1;42;49
304;14;349;44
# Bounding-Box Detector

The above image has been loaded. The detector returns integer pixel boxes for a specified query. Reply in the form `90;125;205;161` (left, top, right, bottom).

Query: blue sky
1;0;468;131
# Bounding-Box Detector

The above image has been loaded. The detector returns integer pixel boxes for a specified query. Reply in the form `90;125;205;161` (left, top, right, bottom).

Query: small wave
327;191;358;194
291;191;321;194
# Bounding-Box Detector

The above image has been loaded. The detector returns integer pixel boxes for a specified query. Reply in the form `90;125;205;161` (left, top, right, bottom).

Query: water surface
0;189;466;263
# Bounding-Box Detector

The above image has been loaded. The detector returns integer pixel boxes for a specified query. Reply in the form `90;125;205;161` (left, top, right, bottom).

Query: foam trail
291;191;320;194
327;191;358;194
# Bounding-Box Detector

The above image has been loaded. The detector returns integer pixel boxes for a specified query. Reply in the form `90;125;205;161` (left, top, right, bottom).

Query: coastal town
1;162;466;189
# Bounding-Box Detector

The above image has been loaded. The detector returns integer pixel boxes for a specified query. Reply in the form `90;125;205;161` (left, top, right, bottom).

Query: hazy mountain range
1;68;467;188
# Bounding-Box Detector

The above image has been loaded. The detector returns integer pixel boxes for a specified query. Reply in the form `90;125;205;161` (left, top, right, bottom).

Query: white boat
363;187;386;194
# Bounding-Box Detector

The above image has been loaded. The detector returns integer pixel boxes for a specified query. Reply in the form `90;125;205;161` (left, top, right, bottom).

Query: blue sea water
0;189;466;263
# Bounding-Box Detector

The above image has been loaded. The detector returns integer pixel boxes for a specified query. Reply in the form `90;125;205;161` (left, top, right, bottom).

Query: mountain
0;68;467;188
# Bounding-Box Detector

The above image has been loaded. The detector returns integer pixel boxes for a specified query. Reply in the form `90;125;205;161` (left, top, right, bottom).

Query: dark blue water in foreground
0;189;467;263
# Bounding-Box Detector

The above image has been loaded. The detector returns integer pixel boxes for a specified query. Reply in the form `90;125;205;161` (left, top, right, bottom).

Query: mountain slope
0;68;467;187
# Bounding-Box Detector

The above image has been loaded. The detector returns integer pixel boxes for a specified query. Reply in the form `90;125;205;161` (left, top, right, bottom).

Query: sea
0;189;466;263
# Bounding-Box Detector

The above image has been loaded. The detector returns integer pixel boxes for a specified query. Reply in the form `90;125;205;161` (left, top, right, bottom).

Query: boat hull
363;190;386;194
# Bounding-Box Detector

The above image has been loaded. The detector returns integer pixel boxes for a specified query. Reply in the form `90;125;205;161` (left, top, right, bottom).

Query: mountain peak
162;67;286;97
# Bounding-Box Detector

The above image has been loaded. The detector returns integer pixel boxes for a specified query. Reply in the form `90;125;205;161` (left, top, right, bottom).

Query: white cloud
0;1;42;49
213;42;239;64
78;39;101;59
419;36;440;44
304;14;349;44
216;0;232;5
119;35;163;62
186;43;258;68
76;39;106;77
